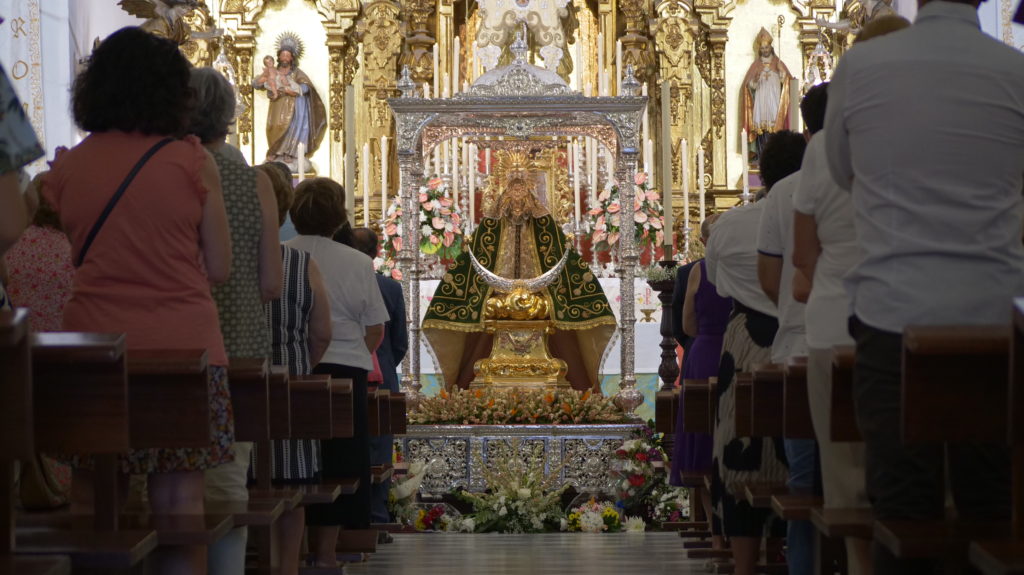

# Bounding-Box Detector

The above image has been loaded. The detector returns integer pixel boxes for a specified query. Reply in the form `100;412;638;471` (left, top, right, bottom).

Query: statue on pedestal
423;174;616;391
252;33;327;172
742;28;793;163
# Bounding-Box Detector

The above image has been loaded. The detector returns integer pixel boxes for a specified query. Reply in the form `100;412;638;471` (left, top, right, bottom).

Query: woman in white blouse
284;178;388;568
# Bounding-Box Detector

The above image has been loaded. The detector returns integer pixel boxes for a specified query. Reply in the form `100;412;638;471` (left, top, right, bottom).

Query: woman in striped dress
256;161;332;574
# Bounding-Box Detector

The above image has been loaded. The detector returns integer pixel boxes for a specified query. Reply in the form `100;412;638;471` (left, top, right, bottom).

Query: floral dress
0;64;45;310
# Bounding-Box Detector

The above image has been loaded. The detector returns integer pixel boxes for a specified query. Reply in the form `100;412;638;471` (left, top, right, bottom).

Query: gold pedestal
470;319;569;391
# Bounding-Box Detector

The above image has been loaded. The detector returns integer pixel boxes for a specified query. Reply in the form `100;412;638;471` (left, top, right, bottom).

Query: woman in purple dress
670;214;731;545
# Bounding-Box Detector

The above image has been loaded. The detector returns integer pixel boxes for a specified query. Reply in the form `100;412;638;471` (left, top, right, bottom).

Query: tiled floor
346;532;708;575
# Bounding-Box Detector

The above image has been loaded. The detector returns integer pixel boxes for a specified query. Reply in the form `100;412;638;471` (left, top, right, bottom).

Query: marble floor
345;532;708;575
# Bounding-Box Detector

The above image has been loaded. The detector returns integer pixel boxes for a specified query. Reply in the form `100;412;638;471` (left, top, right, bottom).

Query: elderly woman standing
188;67;282;575
286;178;388;567
43;27;233;575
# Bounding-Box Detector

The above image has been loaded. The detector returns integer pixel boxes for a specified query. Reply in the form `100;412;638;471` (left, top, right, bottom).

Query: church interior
2;0;1024;573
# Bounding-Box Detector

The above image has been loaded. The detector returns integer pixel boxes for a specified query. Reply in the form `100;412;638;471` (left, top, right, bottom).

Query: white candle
790;77;801;133
660;81;673;252
485;146;491;175
380;136;388;221
362;142;370;227
605;146;613;186
442;78;450;173
423;82;430;99
573;140;581;223
615;40;623;95
297;142;305;180
468;142;476;227
433;49;439;98
344;89;355;224
588;138;597;202
698;145;706;222
741;129;750;202
597;32;604;89
644;138;653;176
453;36;460;94
641;83;650;167
452;137;460;202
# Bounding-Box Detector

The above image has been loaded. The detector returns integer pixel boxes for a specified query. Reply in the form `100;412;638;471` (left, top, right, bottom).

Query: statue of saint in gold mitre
422;175;617;391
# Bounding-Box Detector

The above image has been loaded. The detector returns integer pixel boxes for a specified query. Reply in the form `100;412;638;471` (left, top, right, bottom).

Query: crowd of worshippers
667;3;1024;575
0;27;406;575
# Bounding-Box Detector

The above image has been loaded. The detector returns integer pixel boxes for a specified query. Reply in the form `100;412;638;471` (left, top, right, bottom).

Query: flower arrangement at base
388;460;433;526
408;387;626;425
612;424;667;511
649;479;691;525
456;446;567;533
378;177;465;280
562;498;626;533
415;503;452;531
588;173;666;254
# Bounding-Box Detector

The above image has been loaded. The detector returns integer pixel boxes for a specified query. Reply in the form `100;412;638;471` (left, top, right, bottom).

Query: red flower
615;449;627;457
635;453;648;462
628;474;646;487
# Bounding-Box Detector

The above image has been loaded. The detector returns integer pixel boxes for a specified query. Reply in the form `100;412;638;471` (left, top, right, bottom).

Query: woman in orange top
43;27;233;575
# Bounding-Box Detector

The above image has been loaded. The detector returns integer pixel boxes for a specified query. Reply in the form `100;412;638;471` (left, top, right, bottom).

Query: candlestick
362;142;370;227
680;138;688;240
741;129;750;203
453;36;460;95
660;80;673;256
380;136;388;221
615;40;623;95
344;89;355;224
573;140;581;224
698;145;706;223
297;142;305;181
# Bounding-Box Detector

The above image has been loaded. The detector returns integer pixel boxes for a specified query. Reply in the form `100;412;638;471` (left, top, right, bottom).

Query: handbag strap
75;137;174;268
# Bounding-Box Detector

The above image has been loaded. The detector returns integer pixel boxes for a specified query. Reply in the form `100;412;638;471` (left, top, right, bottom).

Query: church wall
40;1;75;160
723;0;804;188
250;0;332;177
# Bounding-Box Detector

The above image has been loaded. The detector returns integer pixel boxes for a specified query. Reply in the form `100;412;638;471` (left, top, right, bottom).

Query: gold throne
472;285;569;390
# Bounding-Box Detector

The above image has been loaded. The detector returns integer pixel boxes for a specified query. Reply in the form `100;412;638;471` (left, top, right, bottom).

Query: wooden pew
971;300;1024;574
16;330;158;571
830;345;860;442
750;364;785;438
0;310;71;575
874;325;1011;564
783;356;815;440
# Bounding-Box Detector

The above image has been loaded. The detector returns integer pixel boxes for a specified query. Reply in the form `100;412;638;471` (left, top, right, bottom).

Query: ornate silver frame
388;55;647;417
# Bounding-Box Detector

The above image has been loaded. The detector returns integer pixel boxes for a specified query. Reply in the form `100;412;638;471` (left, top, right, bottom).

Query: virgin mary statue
423;176;617;391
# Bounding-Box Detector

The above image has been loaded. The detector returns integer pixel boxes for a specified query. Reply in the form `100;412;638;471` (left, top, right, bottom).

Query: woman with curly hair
43;27;233;575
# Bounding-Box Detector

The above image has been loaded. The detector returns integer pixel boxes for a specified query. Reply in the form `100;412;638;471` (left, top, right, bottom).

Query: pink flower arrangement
377;178;465;277
588;173;666;253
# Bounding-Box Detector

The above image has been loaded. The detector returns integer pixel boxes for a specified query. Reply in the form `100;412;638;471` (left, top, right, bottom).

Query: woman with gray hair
188;66;282;575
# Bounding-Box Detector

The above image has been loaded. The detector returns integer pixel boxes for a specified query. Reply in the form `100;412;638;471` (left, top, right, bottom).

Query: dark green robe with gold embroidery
423;214;616;390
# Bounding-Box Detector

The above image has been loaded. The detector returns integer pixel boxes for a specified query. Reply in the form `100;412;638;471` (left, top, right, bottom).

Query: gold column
619;0;653;83
358;0;404;226
654;1;696;236
401;0;436;85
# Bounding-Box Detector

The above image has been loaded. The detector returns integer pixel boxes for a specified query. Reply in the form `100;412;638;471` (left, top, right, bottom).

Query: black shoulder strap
75;137;174;268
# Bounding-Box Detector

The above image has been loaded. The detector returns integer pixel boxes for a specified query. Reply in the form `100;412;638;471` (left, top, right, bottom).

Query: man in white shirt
704;131;806;575
757;101;826;575
825;1;1024;572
